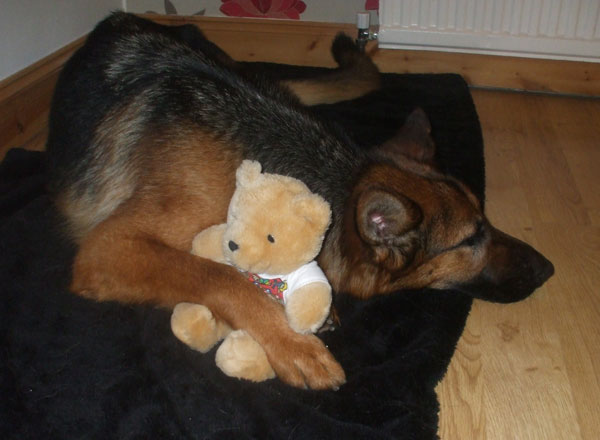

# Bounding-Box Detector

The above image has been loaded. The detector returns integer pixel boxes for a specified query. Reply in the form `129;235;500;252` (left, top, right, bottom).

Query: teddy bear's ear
236;160;263;187
295;194;332;233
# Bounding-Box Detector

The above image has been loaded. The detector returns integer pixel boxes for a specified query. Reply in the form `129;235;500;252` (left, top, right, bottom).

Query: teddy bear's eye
267;234;275;243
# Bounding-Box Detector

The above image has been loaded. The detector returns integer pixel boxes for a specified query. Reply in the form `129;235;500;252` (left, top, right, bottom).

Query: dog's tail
282;33;381;106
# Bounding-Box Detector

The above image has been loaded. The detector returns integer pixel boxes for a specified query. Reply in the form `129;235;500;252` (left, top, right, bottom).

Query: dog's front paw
263;329;345;390
215;330;276;382
285;283;332;334
171;303;231;353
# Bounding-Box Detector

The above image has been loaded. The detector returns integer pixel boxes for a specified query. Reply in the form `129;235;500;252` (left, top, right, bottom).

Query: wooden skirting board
1;14;599;158
0;36;86;159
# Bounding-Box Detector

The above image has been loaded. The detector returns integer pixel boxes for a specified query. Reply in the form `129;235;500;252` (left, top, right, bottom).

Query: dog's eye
267;234;275;243
460;221;486;248
461;235;479;248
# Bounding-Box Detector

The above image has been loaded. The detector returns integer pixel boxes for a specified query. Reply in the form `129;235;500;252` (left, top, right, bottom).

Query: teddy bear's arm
191;224;228;263
285;282;332;334
172;225;231;356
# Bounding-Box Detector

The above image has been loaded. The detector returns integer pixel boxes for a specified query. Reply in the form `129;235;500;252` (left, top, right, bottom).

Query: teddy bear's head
222;160;331;275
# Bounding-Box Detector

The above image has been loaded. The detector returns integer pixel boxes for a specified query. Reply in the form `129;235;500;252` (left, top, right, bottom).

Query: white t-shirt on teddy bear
246;260;330;304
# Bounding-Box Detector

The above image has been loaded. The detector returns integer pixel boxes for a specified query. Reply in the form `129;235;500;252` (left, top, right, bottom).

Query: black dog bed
1;69;488;439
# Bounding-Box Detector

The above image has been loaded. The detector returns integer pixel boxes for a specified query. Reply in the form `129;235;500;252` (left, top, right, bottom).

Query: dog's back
48;12;368;242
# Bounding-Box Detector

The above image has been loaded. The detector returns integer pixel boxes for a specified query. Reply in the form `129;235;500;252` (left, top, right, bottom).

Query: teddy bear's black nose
228;240;239;252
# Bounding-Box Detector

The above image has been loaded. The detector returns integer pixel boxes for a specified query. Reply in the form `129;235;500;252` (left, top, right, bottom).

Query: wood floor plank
519;98;590;226
436;322;486;439
540;223;600;440
554;98;600;227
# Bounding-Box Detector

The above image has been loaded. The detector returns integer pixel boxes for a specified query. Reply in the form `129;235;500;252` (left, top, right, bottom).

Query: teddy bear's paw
286;283;332;334
215;330;276;382
171;303;229;353
191;224;228;263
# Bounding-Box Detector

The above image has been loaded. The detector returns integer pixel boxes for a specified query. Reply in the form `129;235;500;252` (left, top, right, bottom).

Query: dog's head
320;108;554;303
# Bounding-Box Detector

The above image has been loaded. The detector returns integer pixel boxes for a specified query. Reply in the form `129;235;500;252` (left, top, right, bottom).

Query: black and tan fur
46;12;553;390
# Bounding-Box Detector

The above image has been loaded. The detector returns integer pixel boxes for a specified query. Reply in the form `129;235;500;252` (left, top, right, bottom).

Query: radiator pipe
356;12;378;52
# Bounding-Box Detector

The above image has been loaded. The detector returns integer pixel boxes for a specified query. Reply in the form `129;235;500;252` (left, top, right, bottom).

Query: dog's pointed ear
376;107;436;165
356;188;422;245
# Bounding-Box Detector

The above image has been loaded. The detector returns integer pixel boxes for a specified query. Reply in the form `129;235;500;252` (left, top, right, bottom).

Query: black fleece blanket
1;70;484;439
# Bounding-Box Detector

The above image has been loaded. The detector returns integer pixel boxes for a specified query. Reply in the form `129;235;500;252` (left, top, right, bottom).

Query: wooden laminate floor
12;88;600;440
436;89;600;440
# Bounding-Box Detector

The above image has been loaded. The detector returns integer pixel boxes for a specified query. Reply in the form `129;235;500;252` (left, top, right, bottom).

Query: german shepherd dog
46;12;554;390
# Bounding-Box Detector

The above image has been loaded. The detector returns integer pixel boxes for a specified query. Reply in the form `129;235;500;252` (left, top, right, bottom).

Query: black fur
47;12;361;226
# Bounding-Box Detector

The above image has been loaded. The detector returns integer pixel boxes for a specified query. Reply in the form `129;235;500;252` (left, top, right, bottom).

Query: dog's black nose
532;254;555;286
228;240;239;252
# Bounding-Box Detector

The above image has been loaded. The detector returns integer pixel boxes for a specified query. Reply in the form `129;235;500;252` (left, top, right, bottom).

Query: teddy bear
170;160;333;382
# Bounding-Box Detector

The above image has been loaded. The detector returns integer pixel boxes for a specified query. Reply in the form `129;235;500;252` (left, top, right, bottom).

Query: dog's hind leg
281;33;381;105
70;209;345;390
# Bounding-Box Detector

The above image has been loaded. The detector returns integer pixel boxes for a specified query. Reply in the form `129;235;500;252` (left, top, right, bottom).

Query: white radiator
378;0;600;62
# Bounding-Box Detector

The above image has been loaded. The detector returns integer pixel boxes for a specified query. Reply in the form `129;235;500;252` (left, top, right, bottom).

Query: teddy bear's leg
285;283;332;334
215;330;276;382
171;303;232;353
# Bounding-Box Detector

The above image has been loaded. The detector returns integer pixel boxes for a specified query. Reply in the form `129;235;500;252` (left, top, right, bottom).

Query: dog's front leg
70;214;345;390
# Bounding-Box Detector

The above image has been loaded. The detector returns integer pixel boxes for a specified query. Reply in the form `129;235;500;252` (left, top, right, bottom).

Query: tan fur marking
320;162;489;298
283;78;380;106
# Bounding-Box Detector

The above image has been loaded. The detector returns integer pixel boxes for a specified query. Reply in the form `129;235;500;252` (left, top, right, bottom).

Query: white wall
0;0;375;82
0;0;124;81
125;0;376;23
